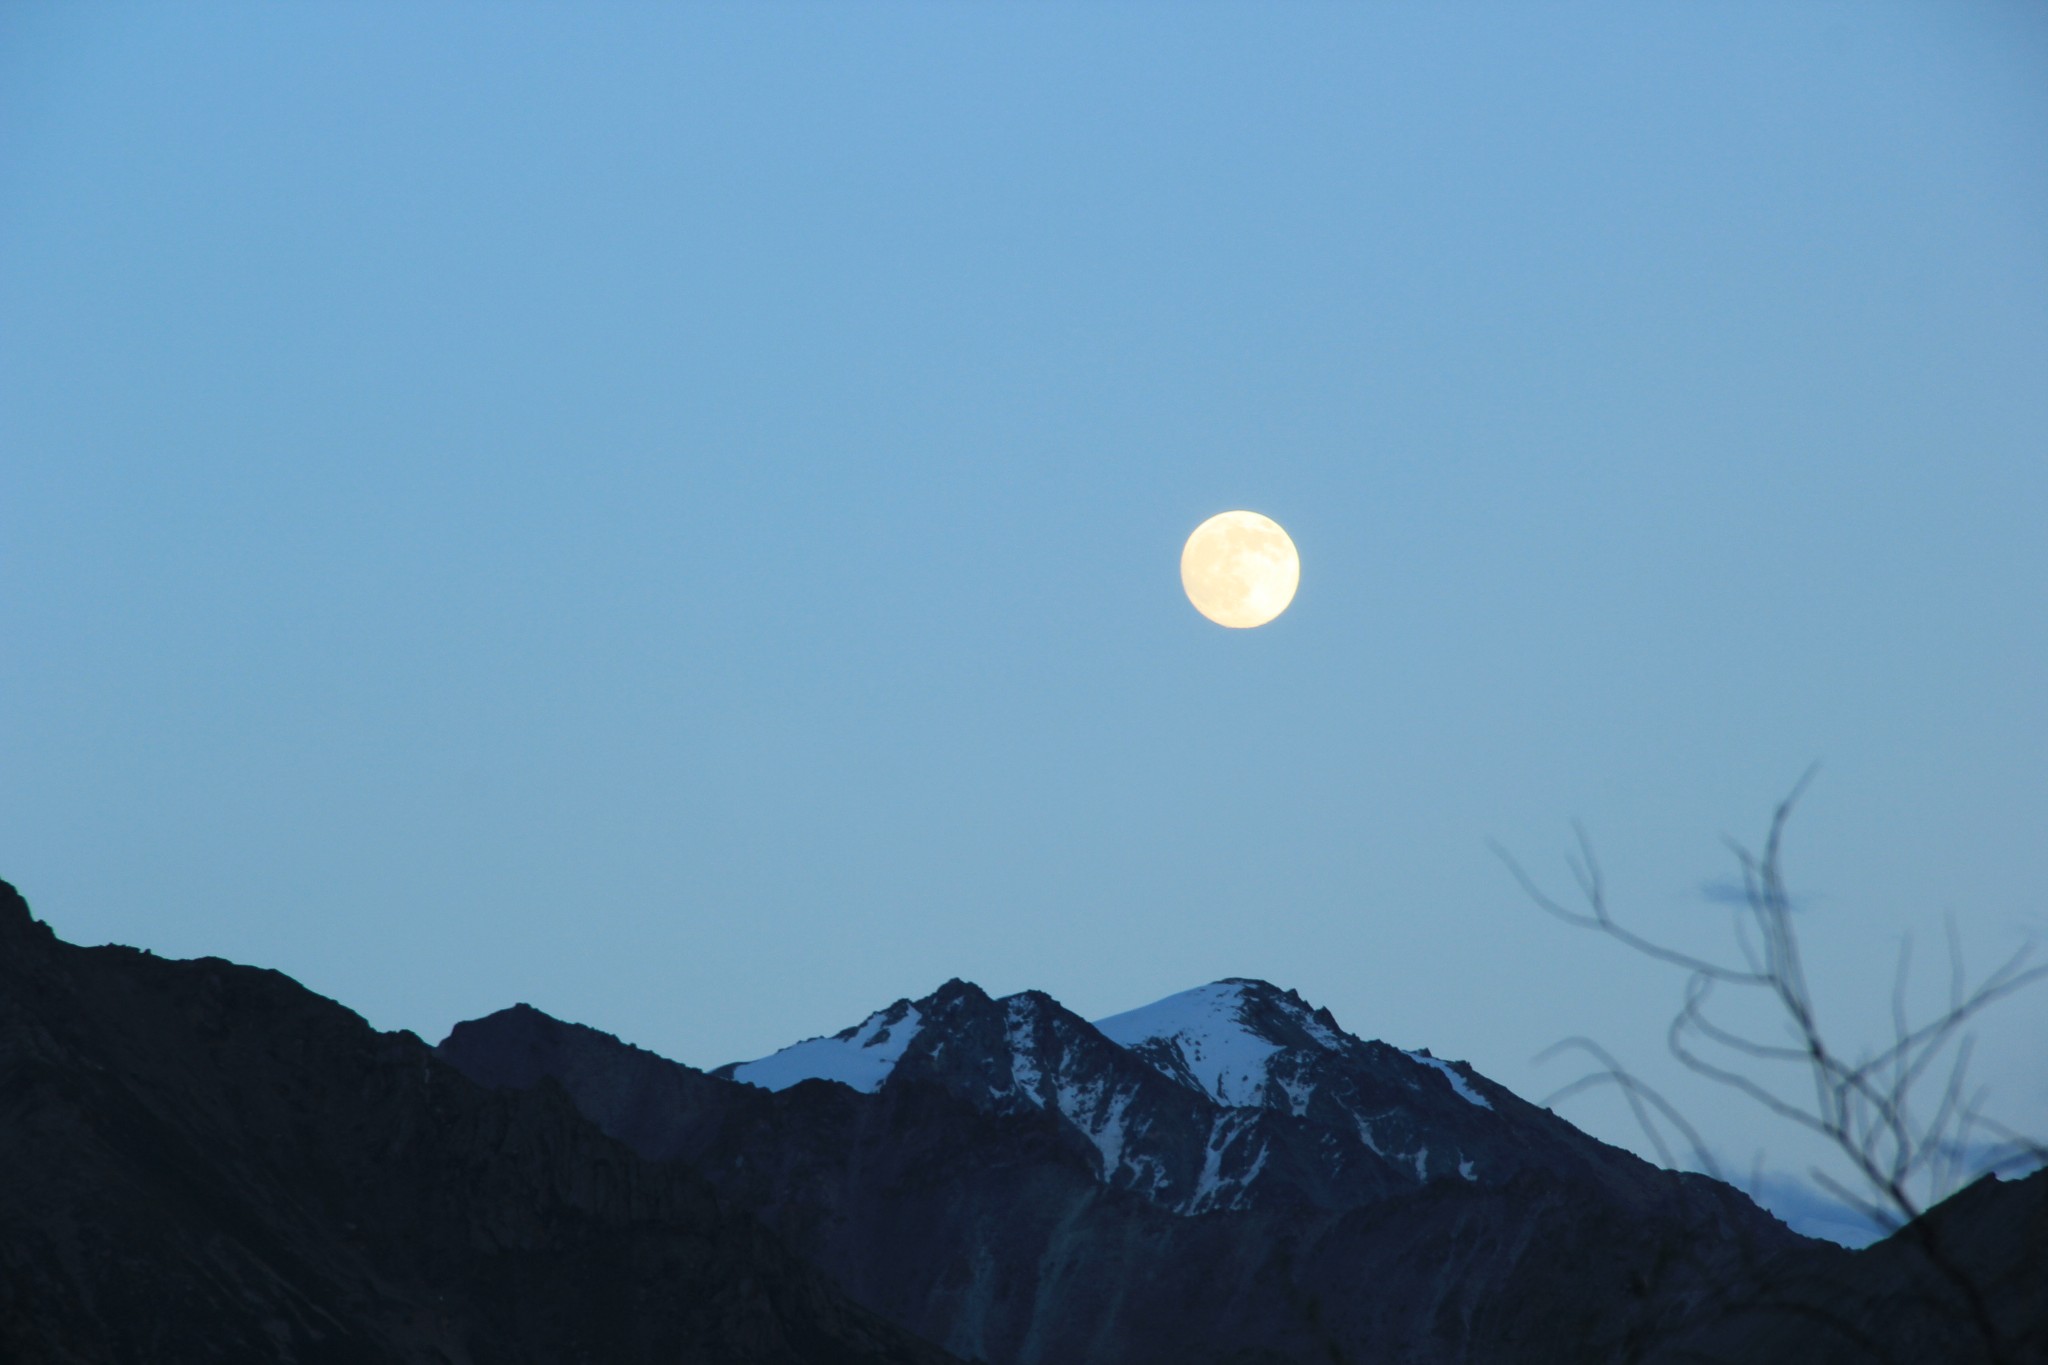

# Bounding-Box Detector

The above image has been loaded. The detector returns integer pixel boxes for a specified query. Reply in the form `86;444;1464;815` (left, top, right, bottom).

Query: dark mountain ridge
0;879;959;1365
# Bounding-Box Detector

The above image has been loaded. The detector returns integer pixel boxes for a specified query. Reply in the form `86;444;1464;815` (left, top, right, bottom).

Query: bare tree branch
1502;776;2044;1365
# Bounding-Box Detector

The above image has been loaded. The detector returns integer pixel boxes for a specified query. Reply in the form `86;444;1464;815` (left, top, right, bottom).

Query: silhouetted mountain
0;880;961;1365
440;977;1803;1364
7;870;2038;1364
1649;1166;2048;1365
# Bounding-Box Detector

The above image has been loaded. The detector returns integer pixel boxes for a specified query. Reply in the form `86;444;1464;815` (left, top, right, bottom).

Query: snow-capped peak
1093;979;1336;1108
710;975;1520;1217
726;997;924;1094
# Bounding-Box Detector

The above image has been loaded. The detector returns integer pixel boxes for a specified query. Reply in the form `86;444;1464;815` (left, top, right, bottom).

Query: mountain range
4;877;2042;1363
441;974;1796;1364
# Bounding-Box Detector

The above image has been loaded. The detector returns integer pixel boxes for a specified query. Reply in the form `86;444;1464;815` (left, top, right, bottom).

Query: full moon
1180;511;1300;628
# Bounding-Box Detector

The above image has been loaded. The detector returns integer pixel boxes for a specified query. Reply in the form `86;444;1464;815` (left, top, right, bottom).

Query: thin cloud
1698;878;1814;912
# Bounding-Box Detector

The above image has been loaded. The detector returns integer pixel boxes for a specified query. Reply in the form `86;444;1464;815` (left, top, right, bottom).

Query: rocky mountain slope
0;880;960;1365
441;977;1802;1364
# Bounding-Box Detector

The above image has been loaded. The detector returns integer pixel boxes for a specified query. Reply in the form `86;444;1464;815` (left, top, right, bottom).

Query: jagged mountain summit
441;977;1802;1365
711;976;1655;1214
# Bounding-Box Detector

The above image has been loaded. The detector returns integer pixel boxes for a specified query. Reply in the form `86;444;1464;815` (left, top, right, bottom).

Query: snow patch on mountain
1185;1111;1269;1213
1352;1113;1385;1157
1083;1086;1138;1183
728;1000;923;1094
1094;981;1286;1107
1003;996;1047;1106
1405;1050;1492;1109
1189;1113;1243;1211
1298;1011;1345;1052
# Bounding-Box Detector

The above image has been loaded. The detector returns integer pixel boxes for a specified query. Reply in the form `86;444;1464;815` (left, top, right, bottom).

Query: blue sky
4;4;2045;1239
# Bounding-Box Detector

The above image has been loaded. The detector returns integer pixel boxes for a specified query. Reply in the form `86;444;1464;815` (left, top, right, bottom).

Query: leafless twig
1496;773;2047;1364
